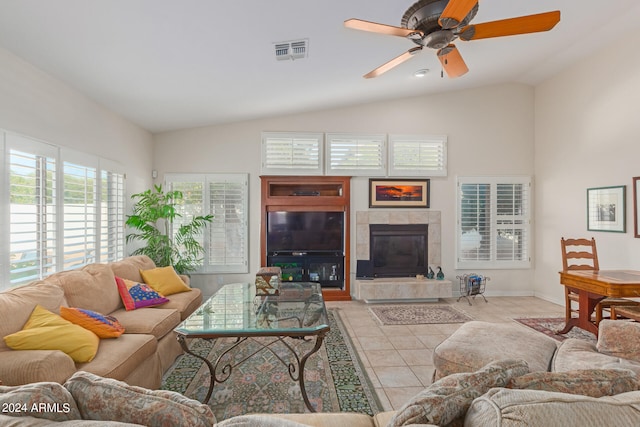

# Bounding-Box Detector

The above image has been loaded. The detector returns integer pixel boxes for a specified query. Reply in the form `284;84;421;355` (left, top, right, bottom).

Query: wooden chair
561;237;640;326
611;305;640;322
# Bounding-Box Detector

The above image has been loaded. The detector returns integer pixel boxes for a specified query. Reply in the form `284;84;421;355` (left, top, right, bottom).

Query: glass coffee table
174;282;329;412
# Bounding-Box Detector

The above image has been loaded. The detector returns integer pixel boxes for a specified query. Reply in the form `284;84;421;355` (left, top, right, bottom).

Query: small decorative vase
427;267;435;279
436;267;444;280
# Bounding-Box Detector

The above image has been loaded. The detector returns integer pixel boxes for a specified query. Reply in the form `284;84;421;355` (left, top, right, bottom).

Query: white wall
0;46;153;196
533;30;640;304
154;83;536;297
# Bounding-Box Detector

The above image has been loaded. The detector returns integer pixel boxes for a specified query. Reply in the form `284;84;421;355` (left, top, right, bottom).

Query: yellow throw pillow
140;266;190;296
3;304;99;363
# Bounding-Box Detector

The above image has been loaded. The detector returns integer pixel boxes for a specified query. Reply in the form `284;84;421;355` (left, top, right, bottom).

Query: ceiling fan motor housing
401;0;478;49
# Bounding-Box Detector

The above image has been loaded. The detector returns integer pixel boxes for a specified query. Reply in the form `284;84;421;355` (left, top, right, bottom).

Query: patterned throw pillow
115;276;169;311
64;371;215;427
388;359;530;427
597;320;640;363
507;369;640;398
60;307;125;338
3;305;99;363
0;382;81;422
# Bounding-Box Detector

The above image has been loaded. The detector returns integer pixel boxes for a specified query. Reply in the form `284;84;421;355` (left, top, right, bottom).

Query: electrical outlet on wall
217;276;224;285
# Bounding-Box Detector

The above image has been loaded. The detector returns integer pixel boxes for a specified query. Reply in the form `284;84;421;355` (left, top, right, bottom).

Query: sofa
3;361;640;426
0;255;202;390
433;319;640;379
4;319;640;426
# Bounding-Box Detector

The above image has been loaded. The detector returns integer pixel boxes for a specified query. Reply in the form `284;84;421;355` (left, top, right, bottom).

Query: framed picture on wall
587;185;626;233
634;177;640;238
369;179;430;208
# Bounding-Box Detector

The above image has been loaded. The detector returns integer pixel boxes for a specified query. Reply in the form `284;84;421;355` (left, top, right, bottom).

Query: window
389;135;447;176
62;153;97;270
325;133;386;176
165;173;249;274
2;131;125;289
100;161;125;263
7;139;58;286
261;132;323;175
456;176;531;269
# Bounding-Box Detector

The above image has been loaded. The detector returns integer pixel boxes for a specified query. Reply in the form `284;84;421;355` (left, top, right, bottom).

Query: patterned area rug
514;317;596;343
161;310;381;421
369;304;473;325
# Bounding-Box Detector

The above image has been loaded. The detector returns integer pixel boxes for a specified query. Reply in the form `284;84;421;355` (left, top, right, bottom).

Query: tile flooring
326;296;565;411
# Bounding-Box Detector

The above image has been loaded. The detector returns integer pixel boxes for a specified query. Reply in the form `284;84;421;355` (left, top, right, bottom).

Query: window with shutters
62;157;98;270
165;173;249;273
100;164;125;263
261;132;323;175
456;176;531;269
389;135;447;176
325;133;386;176
2;131;125;289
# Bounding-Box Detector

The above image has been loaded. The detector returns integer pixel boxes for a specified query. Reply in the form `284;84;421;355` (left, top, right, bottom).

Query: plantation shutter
457;176;531;269
261;132;323;175
99;161;125;263
389;135;447;176
62;152;98;270
166;173;249;274
7;136;58;285
325;133;385;176
207;175;248;273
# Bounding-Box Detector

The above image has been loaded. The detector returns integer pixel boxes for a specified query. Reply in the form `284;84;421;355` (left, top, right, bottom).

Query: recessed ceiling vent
274;39;308;61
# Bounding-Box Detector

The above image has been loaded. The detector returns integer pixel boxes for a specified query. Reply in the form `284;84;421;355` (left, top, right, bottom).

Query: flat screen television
267;211;344;253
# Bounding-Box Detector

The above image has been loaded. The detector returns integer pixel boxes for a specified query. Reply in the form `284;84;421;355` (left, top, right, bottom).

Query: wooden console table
559;270;640;336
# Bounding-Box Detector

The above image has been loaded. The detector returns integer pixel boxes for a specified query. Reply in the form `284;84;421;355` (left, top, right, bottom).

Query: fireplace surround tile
356;210;441;267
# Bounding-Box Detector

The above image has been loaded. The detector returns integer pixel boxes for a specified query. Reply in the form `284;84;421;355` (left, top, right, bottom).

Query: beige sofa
4;306;640;426
433;320;640;379
3;361;640;426
0;255;202;390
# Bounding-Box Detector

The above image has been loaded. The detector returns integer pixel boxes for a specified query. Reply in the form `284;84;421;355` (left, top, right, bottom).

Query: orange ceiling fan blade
364;47;422;79
437;44;468;78
344;18;423;38
439;0;478;29
459;11;561;41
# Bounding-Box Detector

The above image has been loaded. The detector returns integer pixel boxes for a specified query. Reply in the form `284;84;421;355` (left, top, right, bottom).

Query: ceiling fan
344;0;560;78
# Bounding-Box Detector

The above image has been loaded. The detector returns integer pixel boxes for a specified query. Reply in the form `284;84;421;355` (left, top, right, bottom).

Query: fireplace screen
370;224;428;278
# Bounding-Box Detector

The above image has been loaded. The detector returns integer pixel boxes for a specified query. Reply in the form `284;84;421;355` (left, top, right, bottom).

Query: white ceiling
1;0;639;133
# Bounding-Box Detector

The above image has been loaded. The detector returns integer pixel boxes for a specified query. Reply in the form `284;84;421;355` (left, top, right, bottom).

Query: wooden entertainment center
260;176;351;301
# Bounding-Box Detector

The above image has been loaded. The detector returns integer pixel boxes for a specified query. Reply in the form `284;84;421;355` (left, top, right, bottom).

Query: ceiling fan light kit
345;0;560;79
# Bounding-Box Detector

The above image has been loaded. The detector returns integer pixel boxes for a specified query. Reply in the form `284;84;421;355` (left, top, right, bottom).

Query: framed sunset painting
369;179;430;208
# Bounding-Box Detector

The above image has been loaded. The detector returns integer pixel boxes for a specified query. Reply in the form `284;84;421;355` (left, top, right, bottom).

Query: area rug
161;310;381;421
514;317;596;343
369;304;473;325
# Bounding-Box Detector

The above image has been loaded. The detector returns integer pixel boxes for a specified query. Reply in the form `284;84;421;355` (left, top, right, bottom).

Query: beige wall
9;27;638;304
0;46;153;196
533;30;640;304
154;83;536;297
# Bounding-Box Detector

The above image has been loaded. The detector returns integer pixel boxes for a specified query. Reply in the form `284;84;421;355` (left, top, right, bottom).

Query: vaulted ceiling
0;0;638;133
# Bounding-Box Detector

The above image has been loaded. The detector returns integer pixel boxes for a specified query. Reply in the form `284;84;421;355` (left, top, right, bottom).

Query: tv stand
260;176;351;301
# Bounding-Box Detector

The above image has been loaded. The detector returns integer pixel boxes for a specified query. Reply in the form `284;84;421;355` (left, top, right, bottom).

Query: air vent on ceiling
274;39;308;61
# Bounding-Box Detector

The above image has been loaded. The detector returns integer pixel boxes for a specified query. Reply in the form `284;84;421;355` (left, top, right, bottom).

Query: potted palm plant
125;185;213;274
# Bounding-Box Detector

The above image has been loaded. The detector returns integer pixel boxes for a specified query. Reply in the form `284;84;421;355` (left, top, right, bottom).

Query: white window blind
261;132;323;175
456;176;531;269
389;135;447;176
325;133;386;176
8;145;58;285
100;167;125;263
166;173;249;274
1;130;126;290
62;159;97;270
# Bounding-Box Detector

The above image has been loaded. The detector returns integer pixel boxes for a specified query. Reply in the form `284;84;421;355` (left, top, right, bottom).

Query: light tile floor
326;296;565;411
